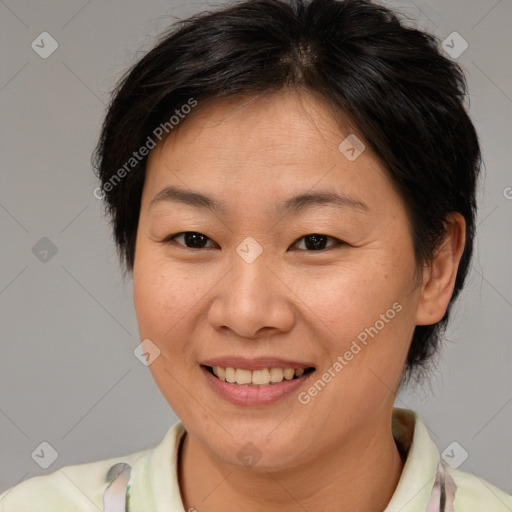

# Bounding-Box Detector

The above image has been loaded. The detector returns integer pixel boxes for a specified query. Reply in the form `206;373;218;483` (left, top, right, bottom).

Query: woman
1;0;510;510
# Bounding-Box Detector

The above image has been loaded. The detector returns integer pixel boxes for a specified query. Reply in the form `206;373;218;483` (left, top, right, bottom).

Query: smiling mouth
203;365;316;386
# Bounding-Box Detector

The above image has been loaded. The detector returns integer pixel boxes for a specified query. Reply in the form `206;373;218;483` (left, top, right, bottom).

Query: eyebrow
149;185;369;216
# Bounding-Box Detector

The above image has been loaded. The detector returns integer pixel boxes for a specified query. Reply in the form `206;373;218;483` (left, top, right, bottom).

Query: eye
163;231;217;249
289;233;344;251
162;232;344;252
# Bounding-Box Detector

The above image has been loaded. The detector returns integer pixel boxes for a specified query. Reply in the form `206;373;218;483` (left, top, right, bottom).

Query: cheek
132;258;203;411
133;250;223;367
133;247;192;347
134;274;192;342
295;254;410;337
296;250;417;388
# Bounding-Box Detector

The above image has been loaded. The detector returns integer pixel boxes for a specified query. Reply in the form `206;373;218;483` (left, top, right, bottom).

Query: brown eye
162;232;344;252
164;232;217;249
290;234;343;251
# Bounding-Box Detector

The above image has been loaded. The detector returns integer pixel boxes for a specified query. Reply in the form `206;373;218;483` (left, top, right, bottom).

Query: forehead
153;90;361;161
142;90;394;215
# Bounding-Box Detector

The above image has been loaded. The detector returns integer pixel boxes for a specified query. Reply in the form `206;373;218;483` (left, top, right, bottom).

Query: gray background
1;0;511;497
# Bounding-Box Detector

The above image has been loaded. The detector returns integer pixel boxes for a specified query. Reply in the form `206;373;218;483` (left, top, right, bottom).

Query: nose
206;247;296;340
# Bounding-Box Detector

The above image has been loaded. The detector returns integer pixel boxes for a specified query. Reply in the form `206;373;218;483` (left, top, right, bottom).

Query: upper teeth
212;367;306;386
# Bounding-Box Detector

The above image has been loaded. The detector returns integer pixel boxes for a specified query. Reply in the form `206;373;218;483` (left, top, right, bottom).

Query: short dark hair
92;0;481;383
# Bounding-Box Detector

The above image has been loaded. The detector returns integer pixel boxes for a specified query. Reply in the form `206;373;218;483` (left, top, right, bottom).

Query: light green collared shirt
1;408;511;511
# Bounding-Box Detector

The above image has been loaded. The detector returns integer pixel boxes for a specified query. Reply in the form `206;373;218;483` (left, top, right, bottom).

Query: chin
208;426;312;473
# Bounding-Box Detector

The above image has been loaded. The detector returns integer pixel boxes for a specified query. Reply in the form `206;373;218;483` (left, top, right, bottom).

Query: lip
200;365;315;406
200;356;315;371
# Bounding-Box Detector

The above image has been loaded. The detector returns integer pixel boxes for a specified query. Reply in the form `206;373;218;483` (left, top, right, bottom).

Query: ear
415;212;466;326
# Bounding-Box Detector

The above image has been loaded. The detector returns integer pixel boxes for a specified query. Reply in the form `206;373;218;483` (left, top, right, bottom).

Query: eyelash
161;232;346;252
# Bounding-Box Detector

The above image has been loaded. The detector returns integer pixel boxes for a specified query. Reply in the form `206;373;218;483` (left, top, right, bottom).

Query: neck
178;410;404;512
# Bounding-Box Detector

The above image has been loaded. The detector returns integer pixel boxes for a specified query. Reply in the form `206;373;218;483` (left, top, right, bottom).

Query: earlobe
415;213;466;326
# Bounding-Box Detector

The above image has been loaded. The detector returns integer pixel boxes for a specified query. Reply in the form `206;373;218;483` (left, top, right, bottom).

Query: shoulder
389;408;512;511
447;466;512;510
0;421;186;512
0;447;151;511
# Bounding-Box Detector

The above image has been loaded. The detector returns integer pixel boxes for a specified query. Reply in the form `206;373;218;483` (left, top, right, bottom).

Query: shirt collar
384;407;442;511
128;407;443;511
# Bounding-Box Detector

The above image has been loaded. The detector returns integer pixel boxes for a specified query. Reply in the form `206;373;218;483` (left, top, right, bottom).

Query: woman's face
133;90;426;471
